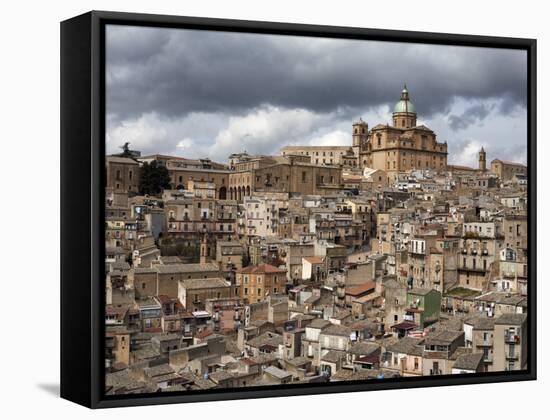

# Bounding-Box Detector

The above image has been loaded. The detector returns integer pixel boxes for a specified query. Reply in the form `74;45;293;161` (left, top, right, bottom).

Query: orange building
235;264;287;304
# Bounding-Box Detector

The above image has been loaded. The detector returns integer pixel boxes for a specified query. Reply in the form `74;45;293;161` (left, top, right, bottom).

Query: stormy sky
106;24;528;167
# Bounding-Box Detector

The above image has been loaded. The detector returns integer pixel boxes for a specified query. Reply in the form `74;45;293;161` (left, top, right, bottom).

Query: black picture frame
60;10;537;409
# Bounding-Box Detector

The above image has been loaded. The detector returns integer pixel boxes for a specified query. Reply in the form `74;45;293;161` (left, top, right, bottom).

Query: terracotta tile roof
195;329;214;340
345;281;376;296
303;256;325;264
491;159;526;167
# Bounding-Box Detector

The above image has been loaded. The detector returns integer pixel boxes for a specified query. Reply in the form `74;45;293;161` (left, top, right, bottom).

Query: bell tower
479;147;487;173
352;118;368;156
200;233;210;264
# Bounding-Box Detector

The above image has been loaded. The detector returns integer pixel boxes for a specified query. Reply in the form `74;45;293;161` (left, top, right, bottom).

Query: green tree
139;161;171;195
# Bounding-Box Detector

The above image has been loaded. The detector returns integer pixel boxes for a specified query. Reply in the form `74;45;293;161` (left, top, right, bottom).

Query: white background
1;0;547;417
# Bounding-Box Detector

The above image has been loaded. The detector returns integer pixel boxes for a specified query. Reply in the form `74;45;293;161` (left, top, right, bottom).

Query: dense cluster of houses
104;117;528;395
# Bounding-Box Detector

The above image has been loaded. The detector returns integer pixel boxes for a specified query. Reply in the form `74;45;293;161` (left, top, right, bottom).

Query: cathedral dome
393;86;416;114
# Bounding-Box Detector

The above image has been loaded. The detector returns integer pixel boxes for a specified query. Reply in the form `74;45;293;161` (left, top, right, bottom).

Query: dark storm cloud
106;25;527;122
448;103;495;131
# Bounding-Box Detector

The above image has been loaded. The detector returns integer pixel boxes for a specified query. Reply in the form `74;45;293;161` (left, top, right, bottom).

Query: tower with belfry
479;147;487;173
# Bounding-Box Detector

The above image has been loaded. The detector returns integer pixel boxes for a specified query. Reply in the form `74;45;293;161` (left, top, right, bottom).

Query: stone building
457;221;504;291
490;159;527;182
493;313;527;371
357;86;448;181
141;154;231;199
164;193;238;243
215;241;244;273
106;156;140;193
242;194;288;240
177;277;233;312
463;315;495;372
228;155;342;200
235;263;287;304
280;145;357;168
133;262;221;299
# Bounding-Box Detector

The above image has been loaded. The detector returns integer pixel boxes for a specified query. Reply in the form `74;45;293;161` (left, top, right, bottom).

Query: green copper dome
393;85;416;114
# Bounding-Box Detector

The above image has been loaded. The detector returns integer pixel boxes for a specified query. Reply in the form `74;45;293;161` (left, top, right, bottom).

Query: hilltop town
104;87;528;394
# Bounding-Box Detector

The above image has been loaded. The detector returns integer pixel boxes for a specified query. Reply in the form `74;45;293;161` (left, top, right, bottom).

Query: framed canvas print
60;11;536;408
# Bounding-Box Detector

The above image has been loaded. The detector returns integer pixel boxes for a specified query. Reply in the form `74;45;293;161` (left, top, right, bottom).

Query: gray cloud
105;24;528;165
448;103;495;131
106;26;527;122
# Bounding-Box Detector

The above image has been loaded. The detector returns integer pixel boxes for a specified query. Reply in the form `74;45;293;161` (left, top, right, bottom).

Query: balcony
505;353;519;361
458;266;486;273
505;334;520;344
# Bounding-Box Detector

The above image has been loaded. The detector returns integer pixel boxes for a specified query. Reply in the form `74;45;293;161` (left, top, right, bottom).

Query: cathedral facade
355;86;448;182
